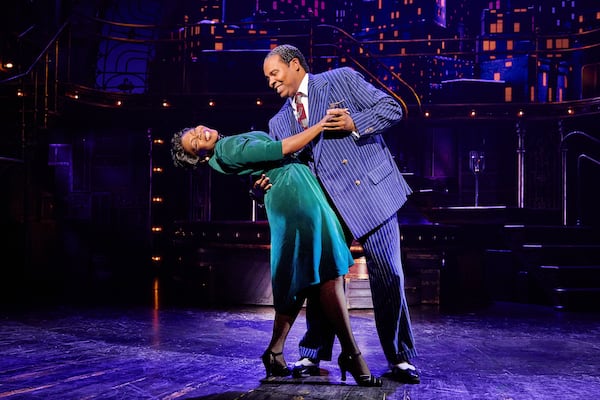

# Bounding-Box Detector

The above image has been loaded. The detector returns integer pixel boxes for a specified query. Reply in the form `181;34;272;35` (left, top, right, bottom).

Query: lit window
542;72;547;86
530;86;535;101
505;87;512;102
558;38;569;48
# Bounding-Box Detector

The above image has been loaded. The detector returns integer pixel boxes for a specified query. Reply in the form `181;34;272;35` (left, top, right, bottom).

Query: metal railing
560;130;600;226
313;24;422;118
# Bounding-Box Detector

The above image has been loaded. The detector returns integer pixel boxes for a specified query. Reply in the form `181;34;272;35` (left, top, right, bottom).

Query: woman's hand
322;108;356;132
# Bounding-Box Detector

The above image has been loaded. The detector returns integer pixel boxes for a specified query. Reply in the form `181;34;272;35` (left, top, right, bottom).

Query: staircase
486;224;600;311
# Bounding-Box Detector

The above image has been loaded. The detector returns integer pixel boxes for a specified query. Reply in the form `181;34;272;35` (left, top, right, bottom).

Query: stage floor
1;301;599;399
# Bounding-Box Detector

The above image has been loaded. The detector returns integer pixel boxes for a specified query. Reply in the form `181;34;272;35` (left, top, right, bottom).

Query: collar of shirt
290;74;310;115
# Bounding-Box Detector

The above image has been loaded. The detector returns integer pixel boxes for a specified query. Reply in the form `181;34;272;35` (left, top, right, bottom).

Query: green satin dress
208;131;353;312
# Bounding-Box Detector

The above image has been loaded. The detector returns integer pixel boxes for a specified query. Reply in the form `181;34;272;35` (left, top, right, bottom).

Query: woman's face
181;126;219;156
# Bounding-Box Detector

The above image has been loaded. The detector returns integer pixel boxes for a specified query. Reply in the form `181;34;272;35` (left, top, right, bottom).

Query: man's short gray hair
266;44;310;73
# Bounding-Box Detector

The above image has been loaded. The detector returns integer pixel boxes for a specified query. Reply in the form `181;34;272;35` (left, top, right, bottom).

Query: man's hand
322;108;357;132
249;174;271;204
254;174;272;192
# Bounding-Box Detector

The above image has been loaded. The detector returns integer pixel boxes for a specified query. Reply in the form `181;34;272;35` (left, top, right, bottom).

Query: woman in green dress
171;113;382;387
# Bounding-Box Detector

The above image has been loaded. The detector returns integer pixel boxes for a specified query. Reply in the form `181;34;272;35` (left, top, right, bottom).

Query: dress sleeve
208;131;283;175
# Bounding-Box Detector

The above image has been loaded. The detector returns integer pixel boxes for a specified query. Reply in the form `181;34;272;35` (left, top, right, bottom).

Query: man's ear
292;58;301;71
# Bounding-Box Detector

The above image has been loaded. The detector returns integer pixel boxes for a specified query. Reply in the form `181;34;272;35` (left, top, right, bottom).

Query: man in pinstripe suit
258;44;420;384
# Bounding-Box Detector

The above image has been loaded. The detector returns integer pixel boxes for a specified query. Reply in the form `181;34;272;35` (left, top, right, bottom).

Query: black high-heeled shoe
337;352;383;387
261;350;291;378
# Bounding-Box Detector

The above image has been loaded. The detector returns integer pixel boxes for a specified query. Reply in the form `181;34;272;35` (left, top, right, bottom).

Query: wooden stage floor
1;301;599;399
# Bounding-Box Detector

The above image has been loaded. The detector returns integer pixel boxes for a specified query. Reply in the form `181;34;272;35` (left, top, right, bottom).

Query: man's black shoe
390;365;420;384
292;358;320;378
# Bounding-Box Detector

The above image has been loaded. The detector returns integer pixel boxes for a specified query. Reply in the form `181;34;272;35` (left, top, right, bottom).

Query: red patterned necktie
295;92;308;129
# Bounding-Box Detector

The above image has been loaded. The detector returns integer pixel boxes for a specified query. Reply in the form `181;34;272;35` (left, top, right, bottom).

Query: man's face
263;55;303;99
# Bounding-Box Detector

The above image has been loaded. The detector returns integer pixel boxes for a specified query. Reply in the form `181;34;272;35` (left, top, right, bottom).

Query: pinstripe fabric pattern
268;66;418;365
361;215;417;362
268;67;412;239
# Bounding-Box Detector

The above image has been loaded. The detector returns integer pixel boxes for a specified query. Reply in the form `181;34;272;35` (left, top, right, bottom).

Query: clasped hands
252;108;356;198
322;107;356;132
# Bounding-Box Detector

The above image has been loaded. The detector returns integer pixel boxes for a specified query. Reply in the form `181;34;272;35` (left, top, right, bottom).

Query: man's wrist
249;189;265;206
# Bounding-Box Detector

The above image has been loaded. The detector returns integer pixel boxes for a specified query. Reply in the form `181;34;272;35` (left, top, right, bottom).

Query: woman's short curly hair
171;127;201;169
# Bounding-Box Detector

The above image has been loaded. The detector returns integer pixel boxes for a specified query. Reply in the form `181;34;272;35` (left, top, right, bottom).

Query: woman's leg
318;277;359;354
262;299;304;377
318;276;374;381
266;311;298;354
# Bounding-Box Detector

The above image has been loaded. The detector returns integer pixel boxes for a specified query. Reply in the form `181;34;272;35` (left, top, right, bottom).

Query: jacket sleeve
334;67;403;139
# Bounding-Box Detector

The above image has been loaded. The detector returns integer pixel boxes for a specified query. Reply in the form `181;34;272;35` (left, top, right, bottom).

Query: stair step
345;278;373;310
551;287;600;311
539;265;600;287
540;265;600;271
521;244;600;265
523;243;600;249
503;224;600;245
486;224;600;309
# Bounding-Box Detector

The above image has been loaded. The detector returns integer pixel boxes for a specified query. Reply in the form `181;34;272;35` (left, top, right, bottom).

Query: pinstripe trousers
299;214;417;365
360;214;417;364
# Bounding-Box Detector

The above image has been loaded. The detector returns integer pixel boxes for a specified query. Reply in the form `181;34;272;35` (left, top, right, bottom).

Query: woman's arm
280;111;339;155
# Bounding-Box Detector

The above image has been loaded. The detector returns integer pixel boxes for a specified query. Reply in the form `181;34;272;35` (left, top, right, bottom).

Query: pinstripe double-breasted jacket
268;67;413;239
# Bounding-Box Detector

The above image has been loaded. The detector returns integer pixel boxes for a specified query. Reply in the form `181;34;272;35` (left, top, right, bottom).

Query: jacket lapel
308;74;329;165
281;100;300;136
